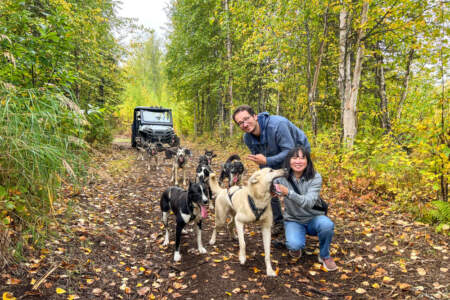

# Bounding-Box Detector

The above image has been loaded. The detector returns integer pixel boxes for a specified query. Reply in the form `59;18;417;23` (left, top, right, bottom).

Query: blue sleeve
297;130;311;153
266;121;295;168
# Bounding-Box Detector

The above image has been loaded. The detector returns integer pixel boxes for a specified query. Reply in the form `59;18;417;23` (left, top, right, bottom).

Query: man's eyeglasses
237;116;252;127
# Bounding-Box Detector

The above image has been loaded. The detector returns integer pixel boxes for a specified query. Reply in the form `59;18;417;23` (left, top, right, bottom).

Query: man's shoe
318;255;338;271
273;239;285;249
289;249;302;259
272;222;284;236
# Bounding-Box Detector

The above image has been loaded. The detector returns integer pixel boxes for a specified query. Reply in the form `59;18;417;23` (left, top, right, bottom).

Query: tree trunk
224;0;233;137
374;42;391;133
396;48;414;121
338;3;350;142
307;5;329;137
342;1;369;148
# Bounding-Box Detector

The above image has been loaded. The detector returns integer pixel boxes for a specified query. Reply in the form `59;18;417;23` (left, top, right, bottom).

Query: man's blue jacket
243;112;311;170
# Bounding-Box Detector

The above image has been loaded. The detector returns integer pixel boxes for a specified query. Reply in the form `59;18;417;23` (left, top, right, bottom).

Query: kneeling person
274;146;337;271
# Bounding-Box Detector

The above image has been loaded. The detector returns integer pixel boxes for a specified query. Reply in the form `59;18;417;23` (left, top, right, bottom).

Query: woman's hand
274;183;289;196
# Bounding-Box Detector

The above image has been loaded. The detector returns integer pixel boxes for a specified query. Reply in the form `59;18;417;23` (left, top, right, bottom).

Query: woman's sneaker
318;255;337;271
288;249;302;259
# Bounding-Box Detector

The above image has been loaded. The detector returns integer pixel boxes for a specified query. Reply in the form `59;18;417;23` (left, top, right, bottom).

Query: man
232;105;311;237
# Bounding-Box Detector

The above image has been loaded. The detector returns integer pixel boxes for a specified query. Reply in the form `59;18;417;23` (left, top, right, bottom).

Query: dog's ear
212;153;217;158
185;149;191;156
249;175;259;184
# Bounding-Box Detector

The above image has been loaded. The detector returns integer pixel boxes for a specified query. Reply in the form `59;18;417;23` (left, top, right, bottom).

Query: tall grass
0;84;88;258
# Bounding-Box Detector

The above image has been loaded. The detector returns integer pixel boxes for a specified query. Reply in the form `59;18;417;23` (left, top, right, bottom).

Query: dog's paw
209;238;215;245
174;251;181;262
198;246;207;254
266;269;277;277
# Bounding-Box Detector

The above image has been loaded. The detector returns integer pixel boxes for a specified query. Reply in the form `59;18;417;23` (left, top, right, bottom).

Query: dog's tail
226;154;241;163
209;172;224;195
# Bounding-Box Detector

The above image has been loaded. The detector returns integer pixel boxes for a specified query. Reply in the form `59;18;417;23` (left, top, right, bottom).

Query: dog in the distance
209;167;287;276
199;149;216;166
219;154;245;187
165;147;191;186
160;182;209;261
196;153;215;209
145;142;161;170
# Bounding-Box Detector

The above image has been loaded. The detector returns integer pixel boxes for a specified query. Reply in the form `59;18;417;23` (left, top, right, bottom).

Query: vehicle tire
131;124;137;147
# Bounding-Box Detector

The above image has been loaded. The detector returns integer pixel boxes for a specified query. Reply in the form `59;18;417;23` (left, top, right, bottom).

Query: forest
0;0;448;299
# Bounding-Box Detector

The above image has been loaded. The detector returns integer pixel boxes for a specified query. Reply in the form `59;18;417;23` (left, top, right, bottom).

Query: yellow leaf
213;259;222;263
56;288;66;294
149;293;156;299
382;276;394;283
253;267;261;274
2;292;16;300
139;267;145;271
372;283;380;289
67;295;80;300
225;291;232;296
398;283;411;290
86;279;94;285
30;278;36;285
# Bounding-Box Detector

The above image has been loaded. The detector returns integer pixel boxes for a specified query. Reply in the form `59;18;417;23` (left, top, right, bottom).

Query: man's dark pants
271;196;283;225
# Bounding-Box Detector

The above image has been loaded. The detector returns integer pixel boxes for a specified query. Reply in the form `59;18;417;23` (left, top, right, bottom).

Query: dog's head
147;142;158;156
204;149;216;165
188;181;209;218
229;160;244;185
248;168;287;198
176;147;191;166
196;164;212;183
198;155;209;166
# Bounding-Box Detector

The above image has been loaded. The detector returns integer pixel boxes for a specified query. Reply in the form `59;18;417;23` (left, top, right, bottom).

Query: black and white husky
160;182;209;262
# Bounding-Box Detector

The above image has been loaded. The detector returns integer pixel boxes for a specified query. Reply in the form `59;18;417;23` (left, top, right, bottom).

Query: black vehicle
131;106;180;148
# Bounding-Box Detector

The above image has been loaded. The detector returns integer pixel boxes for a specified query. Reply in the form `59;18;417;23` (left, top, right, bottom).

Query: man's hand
247;154;267;166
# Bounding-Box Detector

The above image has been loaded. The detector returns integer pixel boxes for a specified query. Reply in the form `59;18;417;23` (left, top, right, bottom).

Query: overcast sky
117;0;170;39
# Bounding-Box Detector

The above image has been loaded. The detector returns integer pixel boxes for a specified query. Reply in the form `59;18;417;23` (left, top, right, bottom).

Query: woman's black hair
283;146;316;181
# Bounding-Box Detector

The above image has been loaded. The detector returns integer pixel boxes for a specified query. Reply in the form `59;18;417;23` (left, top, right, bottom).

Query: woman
274;146;337;271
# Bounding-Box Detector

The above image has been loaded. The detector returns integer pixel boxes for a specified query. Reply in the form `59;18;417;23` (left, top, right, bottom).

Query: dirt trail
1;141;448;299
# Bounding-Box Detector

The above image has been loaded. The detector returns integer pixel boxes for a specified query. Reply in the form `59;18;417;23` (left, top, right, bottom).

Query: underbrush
0;85;88;264
187;126;448;234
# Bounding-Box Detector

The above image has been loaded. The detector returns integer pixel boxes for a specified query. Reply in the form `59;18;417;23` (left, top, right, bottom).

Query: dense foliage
0;0;125;259
164;0;448;224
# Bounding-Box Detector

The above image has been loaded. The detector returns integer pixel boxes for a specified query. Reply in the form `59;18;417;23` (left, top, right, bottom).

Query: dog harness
247;195;267;221
227;187;240;206
227;188;267;221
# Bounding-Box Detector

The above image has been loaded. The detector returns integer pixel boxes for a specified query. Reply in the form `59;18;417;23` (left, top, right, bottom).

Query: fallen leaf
56;288;66;294
6;278;20;285
67;295;80;300
382;276;394;283
355;288;366;294
92;288;102;296
417;268;426;276
398;283;411;290
2;292;16;300
253;267;261;274
372;283;380;289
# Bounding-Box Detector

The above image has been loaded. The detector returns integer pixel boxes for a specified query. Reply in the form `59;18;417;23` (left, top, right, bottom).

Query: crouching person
273;146;337;271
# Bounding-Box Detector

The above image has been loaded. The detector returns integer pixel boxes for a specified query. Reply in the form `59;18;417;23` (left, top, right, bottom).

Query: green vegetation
0;0;126;259
0;0;448;262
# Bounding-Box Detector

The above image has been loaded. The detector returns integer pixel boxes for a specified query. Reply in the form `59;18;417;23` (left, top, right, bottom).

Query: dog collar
248;195;267;221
